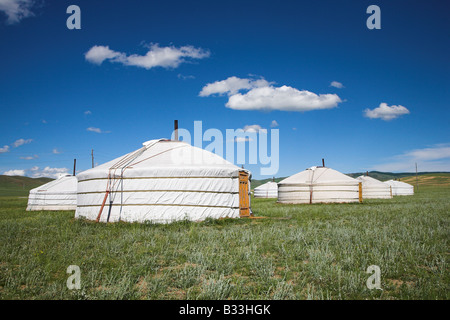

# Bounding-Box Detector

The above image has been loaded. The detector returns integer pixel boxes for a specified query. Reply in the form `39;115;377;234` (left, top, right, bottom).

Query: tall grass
0;186;448;299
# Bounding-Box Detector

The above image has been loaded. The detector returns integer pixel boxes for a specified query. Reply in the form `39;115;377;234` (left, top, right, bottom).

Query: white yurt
384;180;414;196
75;139;252;223
277;166;362;204
356;175;392;199
26;174;77;211
254;181;278;198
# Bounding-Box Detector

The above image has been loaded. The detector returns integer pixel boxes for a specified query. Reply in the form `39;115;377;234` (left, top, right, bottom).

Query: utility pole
91;149;94;168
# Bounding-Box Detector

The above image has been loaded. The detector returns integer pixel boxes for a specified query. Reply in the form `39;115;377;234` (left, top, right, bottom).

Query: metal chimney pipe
322;158;325;167
73;159;76;176
174;120;178;141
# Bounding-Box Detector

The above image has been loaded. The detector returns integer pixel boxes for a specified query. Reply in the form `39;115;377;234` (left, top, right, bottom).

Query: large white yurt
254;181;278;198
277;166;361;204
356;175;392;199
75;139;252;223
26;174;78;211
384;180;414;196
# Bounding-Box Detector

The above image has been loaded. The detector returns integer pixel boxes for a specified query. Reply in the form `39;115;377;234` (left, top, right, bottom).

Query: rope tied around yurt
95;146;147;222
95;140;190;222
307;167;329;204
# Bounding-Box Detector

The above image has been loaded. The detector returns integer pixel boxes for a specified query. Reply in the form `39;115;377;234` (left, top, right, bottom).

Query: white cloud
330;81;344;89
13;138;32;148
200;76;342;112
371;143;450;172
84;110;92;115
270;120;279;128
87;127;109;134
3;169;25;176
2;166;69;178
42;119;47;124
84;46;123;65
29;166;69;179
0;145;10;153
85;43;210;69
364;103;410;121
0;0;35;24
20;154;38;160
403;144;450;162
199;76;270;97
227;85;342;112
52;148;61;154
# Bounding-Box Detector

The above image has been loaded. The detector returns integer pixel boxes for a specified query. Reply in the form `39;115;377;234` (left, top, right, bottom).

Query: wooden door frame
238;171;251;217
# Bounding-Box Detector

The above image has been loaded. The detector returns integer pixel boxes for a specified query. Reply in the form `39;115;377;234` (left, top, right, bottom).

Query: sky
0;0;449;179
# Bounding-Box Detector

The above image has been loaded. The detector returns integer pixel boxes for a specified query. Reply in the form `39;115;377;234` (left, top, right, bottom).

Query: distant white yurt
254;181;278;198
277;166;362;204
356;175;392;199
384;180;414;196
26;174;77;211
75;139;252;223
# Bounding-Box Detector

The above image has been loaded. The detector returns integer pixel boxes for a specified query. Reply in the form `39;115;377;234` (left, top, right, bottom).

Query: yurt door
239;171;250;217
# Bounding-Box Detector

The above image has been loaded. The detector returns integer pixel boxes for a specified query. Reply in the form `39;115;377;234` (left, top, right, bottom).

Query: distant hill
251;171;450;190
346;171;450;182
251;177;286;189
399;173;450;187
0;175;53;196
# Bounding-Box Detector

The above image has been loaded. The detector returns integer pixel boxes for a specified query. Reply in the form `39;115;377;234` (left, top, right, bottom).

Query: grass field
0;184;448;300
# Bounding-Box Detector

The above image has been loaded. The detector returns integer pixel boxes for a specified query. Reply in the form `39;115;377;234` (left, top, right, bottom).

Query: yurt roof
384;180;413;187
254;181;278;190
29;174;77;193
279;167;357;185
356;175;388;186
77;139;248;180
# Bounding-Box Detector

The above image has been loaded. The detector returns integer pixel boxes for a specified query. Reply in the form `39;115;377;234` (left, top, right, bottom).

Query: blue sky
0;0;449;179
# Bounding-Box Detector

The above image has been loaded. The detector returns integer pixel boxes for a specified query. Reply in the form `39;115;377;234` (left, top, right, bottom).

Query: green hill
251;177;286;189
346;171;450;182
252;171;450;190
0;175;53;197
399;172;450;187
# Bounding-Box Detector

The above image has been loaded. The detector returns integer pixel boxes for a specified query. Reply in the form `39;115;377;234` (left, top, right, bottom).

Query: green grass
0;185;448;300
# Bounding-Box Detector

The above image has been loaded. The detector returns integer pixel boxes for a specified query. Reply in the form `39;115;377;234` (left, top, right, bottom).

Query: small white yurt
384;180;414;196
356;175;392;199
277;166;362;204
26;174;77;211
254;181;278;198
75;139;252;223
